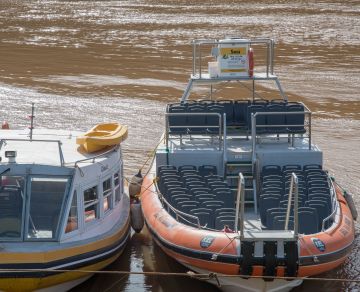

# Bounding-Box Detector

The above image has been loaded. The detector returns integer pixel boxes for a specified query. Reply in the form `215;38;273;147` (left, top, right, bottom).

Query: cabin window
0;175;25;240
84;186;98;222
103;178;112;212
65;191;78;233
114;171;121;203
26;177;68;239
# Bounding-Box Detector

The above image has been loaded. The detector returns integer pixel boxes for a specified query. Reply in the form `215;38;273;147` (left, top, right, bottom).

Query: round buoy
130;198;144;233
2;121;9;129
129;170;143;199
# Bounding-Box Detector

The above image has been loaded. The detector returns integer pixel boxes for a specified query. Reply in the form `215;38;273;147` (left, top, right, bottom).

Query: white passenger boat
0;120;130;291
140;38;357;291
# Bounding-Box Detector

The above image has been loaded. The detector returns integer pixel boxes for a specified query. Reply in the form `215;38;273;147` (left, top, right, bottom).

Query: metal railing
0;138;65;166
191;38;276;79
251;108;312;166
165;112;223;150
74;145;119;167
235;173;245;238
285;173;299;239
156;185;202;228
321;177;339;231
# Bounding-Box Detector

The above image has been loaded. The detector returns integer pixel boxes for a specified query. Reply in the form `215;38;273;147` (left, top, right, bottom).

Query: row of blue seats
177;207;237;230
259;164;332;234
157;165;236;229
167;99;306;135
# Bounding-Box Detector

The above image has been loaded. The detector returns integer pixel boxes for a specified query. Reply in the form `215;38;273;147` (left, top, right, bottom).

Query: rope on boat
0;268;359;284
138;136;165;175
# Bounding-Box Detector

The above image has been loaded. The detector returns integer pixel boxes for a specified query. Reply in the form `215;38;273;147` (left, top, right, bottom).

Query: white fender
130;199;144;233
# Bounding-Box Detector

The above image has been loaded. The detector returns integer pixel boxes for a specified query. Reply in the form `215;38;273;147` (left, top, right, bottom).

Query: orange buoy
2;121;9;129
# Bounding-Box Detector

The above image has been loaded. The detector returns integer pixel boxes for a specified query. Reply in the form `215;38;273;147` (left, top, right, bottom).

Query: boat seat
187;104;207;135
157;165;177;176
198;165;217;176
195;194;216;203
247;104;267;133
201;201;225;210
279;199;305;209
215;215;236;230
285;104;306;134
179;202;200;214
168;105;188;135
282;164;302;172
178;165;197;173
206;105;224;135
303;164;322;171
266;104;287;134
306;202;330;230
192;212;214;228
262;165;282;177
217;100;234;126
204;174;223;182
259;196;281;225
215;208;236;217
190;187;212;196
233;100;249;127
208;181;228;190
298;210;319;234
308;194;331;205
262;181;284;189
272;217;294;230
171;195;192;206
263;175;283;182
265;208;288;229
262;187;284;196
307;181;329;189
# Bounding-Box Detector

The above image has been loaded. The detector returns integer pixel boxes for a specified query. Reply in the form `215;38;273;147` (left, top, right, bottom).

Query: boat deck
0;129;116;167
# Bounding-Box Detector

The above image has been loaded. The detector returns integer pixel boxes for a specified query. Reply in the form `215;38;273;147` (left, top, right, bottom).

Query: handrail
0;138;65;167
285;172;299;239
155;185;201;228
191;38;275;80
321;176;339;231
165;112;222;151
222;113;227;177
235;173;245;238
251;108;313;153
74;145;119;167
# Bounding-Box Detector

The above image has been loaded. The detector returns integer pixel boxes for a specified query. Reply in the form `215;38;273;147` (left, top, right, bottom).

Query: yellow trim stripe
0;217;130;263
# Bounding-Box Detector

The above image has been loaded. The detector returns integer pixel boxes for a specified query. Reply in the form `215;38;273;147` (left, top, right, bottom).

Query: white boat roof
0;128;116;167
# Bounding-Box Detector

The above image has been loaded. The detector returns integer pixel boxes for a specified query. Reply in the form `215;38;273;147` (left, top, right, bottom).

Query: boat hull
141;173;355;291
0;213;131;292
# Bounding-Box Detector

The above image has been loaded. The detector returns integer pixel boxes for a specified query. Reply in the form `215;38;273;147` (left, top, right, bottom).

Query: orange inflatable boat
139;38;356;291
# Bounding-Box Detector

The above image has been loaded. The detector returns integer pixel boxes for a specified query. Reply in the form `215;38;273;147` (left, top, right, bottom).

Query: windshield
0;175;70;241
0;176;25;239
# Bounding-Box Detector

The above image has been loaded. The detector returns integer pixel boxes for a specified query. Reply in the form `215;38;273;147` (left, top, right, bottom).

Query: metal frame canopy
181;38;287;102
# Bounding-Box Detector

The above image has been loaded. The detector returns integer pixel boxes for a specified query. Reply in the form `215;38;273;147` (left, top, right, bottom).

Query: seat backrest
298;210;319;234
266;104;286;127
233;100;250;125
198;165;218;176
247;104;266;128
262;165;282;177
303;164;322;171
178;165;197;173
215;208;236;217
216;100;234;123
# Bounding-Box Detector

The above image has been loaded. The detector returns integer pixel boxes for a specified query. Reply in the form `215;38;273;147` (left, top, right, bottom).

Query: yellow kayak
76;123;128;153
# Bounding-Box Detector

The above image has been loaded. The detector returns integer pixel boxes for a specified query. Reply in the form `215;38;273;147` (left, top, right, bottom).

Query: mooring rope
0;268;358;284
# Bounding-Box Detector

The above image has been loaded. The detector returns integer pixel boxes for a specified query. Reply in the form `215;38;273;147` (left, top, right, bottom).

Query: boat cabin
0;129;125;242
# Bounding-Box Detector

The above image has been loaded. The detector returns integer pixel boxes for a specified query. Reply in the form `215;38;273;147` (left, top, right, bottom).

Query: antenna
29;103;35;140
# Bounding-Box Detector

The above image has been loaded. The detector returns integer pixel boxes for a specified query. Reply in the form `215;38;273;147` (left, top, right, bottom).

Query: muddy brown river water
0;1;359;291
